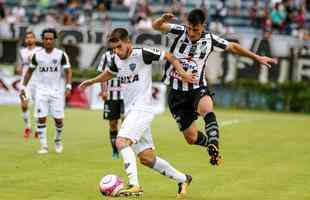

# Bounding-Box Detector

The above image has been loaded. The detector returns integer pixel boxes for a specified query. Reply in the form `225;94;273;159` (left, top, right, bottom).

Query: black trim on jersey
211;33;227;50
61;53;67;65
142;48;160;65
109;56;118;73
31;54;38;66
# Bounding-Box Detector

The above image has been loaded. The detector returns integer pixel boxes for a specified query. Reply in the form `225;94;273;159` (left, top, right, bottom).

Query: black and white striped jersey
97;51;123;101
163;23;229;91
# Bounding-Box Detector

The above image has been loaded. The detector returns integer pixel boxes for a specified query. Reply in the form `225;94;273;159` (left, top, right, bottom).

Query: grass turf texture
0;105;309;200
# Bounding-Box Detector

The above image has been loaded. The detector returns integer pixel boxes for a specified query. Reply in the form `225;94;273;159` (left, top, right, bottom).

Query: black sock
194;131;208;147
110;130;118;153
204;112;219;148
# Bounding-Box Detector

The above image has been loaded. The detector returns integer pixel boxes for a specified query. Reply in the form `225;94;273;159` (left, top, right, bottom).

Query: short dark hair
41;28;57;39
25;31;35;37
187;9;206;26
108;28;129;43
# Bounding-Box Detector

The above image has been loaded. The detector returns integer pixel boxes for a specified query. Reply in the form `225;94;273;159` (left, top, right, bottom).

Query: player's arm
164;52;198;84
142;47;197;83
100;81;108;101
152;13;177;33
80;56;116;90
61;52;72;96
20;54;37;99
226;42;277;68
15;50;23;75
79;70;114;90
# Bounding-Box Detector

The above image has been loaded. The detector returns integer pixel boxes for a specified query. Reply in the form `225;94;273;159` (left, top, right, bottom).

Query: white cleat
55;141;63;154
37;146;48;154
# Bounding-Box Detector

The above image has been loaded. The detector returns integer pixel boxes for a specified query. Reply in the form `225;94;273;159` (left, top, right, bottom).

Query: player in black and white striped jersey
153;9;277;165
97;49;124;160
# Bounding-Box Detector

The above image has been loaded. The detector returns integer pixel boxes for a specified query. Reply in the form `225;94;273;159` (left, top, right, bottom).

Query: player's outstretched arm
227;42;278;68
164;52;198;84
79;70;113;90
152;13;176;33
20;68;34;99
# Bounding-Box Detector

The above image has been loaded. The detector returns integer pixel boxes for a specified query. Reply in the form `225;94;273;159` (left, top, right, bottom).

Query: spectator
270;2;286;31
294;6;306;28
228;0;241;16
0;4;11;38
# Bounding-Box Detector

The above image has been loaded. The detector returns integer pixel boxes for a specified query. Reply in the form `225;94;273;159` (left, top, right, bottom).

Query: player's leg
34;93;49;154
54;118;63;153
197;94;222;165
104;100;122;159
50;93;65;154
29;83;39;139
133;128;192;198
115;110;153;196
167;88;208;147
19;92;31;138
109;119;119;159
37;117;48;154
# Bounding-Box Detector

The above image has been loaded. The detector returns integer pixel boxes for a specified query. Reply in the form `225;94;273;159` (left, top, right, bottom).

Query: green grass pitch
0;105;310;200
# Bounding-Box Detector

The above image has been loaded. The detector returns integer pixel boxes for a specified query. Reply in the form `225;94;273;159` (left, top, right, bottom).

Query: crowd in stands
0;0;309;40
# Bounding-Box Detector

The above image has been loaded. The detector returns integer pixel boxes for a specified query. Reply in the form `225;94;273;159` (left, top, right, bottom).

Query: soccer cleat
23;128;32;139
55;140;63;154
207;144;222;166
117;185;143;197
176;174;192;198
37;146;48;154
112;151;119;160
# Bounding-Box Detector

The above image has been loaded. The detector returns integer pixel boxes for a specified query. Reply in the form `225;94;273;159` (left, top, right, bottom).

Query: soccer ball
99;174;124;196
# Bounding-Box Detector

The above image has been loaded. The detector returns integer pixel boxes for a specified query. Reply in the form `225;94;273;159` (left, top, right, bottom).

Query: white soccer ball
99;174;124;196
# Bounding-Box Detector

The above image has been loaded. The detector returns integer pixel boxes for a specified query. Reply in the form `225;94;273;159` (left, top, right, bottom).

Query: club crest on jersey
52;59;58;64
129;63;136;72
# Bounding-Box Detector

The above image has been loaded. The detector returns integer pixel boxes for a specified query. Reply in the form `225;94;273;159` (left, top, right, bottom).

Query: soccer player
16;31;42;138
97;49;124;160
80;28;196;198
20;28;72;154
152;9;278;165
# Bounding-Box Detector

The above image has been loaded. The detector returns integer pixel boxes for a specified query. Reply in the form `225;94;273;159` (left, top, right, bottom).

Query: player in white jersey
16;31;42;138
153;9;277;165
21;28;72;154
80;28;196;198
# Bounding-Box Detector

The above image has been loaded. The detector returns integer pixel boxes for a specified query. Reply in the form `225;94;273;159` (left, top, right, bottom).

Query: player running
152;9;277;165
80;28;196;198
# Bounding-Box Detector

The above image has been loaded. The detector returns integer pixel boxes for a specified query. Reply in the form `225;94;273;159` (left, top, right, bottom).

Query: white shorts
34;91;65;119
118;110;155;154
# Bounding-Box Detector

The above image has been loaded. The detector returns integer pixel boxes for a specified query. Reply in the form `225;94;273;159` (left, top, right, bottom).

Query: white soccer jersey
30;48;70;93
18;46;42;82
108;47;165;113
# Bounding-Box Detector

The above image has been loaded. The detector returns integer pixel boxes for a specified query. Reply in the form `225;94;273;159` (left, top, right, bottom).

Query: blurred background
0;0;309;113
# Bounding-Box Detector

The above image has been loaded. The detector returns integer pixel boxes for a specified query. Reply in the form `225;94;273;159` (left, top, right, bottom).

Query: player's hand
257;56;278;68
180;72;198;84
161;13;177;22
79;80;94;90
65;89;71;97
100;91;108;101
19;85;27;101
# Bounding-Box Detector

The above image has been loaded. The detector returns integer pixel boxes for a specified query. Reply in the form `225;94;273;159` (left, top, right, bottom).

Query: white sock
22;111;31;128
37;123;48;148
152;156;186;183
119;146;139;186
55;124;63;142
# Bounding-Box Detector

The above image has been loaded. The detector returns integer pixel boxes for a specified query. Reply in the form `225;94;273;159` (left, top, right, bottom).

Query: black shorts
167;86;214;131
103;100;124;120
